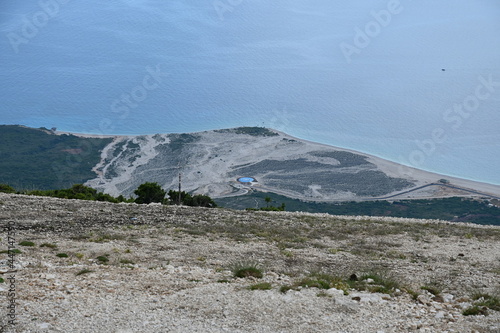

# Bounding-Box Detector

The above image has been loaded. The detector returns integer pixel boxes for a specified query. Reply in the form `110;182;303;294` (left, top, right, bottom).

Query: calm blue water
1;1;499;184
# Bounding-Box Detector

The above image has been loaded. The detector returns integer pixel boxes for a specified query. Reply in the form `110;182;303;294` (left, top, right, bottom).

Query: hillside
78;127;500;202
0;125;112;190
0;193;499;332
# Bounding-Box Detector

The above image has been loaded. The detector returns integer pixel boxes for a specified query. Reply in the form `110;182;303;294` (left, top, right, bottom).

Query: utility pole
178;172;182;205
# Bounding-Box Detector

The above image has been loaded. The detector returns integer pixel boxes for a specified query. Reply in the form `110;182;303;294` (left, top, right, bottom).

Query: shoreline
55;126;500;195
54;130;125;139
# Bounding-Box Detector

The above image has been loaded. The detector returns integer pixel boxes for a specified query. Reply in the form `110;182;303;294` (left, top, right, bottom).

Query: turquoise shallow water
1;1;499;184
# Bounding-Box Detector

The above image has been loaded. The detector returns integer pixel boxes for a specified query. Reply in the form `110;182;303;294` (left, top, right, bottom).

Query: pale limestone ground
0;193;499;332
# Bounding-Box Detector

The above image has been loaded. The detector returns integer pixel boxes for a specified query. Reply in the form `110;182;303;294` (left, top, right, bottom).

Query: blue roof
238;177;255;183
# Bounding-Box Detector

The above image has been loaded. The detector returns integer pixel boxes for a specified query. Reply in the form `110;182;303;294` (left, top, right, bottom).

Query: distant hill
0;125;111;190
2;125;500;204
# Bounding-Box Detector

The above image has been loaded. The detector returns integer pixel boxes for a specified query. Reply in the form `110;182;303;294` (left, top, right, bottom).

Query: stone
37;323;51;329
325;288;345;297
432;294;445;303
350;292;387;304
442;293;454;303
435;311;445;319
417;294;432;306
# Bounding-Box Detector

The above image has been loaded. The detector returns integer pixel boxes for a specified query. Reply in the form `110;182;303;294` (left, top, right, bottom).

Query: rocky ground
0;193;499;332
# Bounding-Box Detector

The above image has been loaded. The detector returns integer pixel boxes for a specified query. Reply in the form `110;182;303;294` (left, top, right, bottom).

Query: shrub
0;184;15;193
96;255;109;263
56;253;68;258
134;182;166;204
167;190;217;207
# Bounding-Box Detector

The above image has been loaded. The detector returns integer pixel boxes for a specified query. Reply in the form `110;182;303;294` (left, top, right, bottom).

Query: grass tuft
296;273;349;294
76;269;93;276
18;241;35;247
119;259;135;265
248;282;272;290
463;292;500;316
347;272;400;295
40;243;58;249
0;249;21;254
231;262;264;279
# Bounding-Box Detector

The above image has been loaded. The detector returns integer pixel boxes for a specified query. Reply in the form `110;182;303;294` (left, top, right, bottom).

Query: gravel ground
0;193;499;332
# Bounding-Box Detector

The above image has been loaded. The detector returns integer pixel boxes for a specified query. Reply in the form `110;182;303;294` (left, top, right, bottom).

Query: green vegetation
18;241;35;247
232;262;264;279
246;196;286;211
0;125;112;190
0;249;21;254
75;269;93;276
25;184;130;203
167;190;217;208
134;182;166;204
248;282;272;290
215;127;279;137
119;259;135;265
280;271;401;296
463;293;500;316
420;284;442;296
298;273;348;291
96;255;109;264
56;253;69;258
4;182;217;209
217;192;500;226
347;273;401;295
0;184;15;193
40;243;58;249
281;272;349;295
462;305;489;316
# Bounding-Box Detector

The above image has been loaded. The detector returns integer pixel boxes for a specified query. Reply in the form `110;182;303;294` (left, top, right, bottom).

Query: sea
1;0;499;184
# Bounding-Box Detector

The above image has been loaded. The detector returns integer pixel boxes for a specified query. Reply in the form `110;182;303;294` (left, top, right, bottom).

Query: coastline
55;126;500;198
54;130;124;139
273;129;500;197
